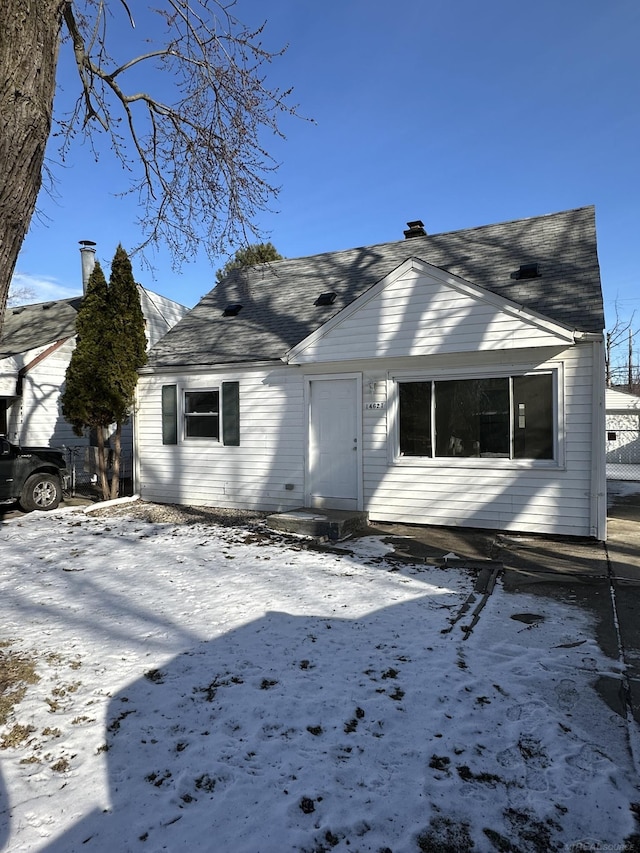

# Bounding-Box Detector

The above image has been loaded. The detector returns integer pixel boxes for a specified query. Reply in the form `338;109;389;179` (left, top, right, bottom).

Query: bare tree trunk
110;422;122;501
96;428;110;501
0;1;64;331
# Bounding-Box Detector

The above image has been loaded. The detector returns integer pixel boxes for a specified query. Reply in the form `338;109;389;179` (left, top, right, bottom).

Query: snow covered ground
0;502;638;852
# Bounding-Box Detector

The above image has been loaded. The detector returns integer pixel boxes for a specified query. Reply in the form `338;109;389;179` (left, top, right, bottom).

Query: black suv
0;437;70;511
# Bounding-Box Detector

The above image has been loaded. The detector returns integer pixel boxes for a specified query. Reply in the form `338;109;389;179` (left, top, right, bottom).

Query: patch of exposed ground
0;643;85;772
0;643;39;726
89;500;270;529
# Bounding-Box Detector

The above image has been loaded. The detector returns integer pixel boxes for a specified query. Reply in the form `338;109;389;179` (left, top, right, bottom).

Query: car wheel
19;473;62;512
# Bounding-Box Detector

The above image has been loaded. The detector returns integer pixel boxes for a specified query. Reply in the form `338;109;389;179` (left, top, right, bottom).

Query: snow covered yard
0;503;638;852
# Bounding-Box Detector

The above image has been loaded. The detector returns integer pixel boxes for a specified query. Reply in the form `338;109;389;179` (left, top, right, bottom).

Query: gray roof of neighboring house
0;286;188;361
0;297;82;360
146;205;604;370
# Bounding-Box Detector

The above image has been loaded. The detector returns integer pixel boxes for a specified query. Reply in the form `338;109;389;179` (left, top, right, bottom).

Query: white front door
307;377;360;510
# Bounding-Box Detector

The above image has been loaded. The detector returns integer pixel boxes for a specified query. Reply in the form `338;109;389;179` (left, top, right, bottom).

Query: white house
135;207;607;539
0;246;189;468
605;387;640;479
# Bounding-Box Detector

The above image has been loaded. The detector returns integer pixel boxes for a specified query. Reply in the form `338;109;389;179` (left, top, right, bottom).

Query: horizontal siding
606;389;640;411
13;340;134;457
137;343;601;537
364;343;598;537
137;367;307;511
16;341;76;447
0;355;20;396
4;293;183;451
294;269;573;363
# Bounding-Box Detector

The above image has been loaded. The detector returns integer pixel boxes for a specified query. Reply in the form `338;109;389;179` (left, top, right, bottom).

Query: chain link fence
64;446;134;500
606;428;640;480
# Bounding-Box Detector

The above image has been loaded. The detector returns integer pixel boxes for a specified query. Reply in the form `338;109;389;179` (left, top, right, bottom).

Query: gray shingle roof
0;298;82;360
146;206;604;370
0;286;188;362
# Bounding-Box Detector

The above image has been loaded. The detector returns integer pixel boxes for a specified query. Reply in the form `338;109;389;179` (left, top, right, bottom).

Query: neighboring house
136;206;607;539
606;387;640;479
0;246;189;467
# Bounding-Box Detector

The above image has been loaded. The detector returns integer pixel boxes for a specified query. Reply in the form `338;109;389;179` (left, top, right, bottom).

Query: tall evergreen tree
106;245;148;499
61;260;114;499
61;246;147;500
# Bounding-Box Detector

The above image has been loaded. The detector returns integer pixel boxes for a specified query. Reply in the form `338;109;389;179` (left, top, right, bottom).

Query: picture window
398;373;554;461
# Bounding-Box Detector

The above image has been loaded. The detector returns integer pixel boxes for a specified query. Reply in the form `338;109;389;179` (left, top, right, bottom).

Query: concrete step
266;508;369;540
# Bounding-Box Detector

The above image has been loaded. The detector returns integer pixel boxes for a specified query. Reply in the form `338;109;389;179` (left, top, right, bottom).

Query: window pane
162;385;177;445
222;381;240;446
513;374;554;459
186;415;219;438
185;390;219;415
435;378;509;457
399;382;432;456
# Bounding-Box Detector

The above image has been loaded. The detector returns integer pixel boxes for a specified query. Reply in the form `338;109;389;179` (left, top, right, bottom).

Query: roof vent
512;263;541;280
314;292;337;306
12;306;25;315
403;220;427;239
42;302;55;310
222;303;243;317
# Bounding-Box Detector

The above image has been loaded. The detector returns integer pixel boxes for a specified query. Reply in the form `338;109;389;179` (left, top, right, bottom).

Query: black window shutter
222;381;240;446
161;385;178;445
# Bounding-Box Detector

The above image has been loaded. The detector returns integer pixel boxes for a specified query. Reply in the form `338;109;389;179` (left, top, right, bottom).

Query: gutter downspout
590;337;607;540
132;383;140;496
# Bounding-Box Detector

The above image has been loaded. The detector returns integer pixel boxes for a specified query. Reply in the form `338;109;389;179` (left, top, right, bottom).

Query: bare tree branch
7;282;37;307
0;0;303;330
118;0;135;29
54;0;304;268
606;299;638;388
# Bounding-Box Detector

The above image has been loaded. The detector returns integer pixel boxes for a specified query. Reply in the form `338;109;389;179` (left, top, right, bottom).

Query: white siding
606;404;640;468
12;340;135;478
606;388;640;412
137;263;604;537
138;342;604;538
363;344;600;537
291;267;574;364
15;339;76;447
0;355;21;397
3;290;185;457
137;366;307;512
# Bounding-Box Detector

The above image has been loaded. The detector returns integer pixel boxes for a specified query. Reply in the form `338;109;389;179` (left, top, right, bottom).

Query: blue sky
12;0;640;328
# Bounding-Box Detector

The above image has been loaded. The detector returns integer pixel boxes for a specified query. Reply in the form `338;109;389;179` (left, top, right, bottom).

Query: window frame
183;387;220;441
390;365;564;469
